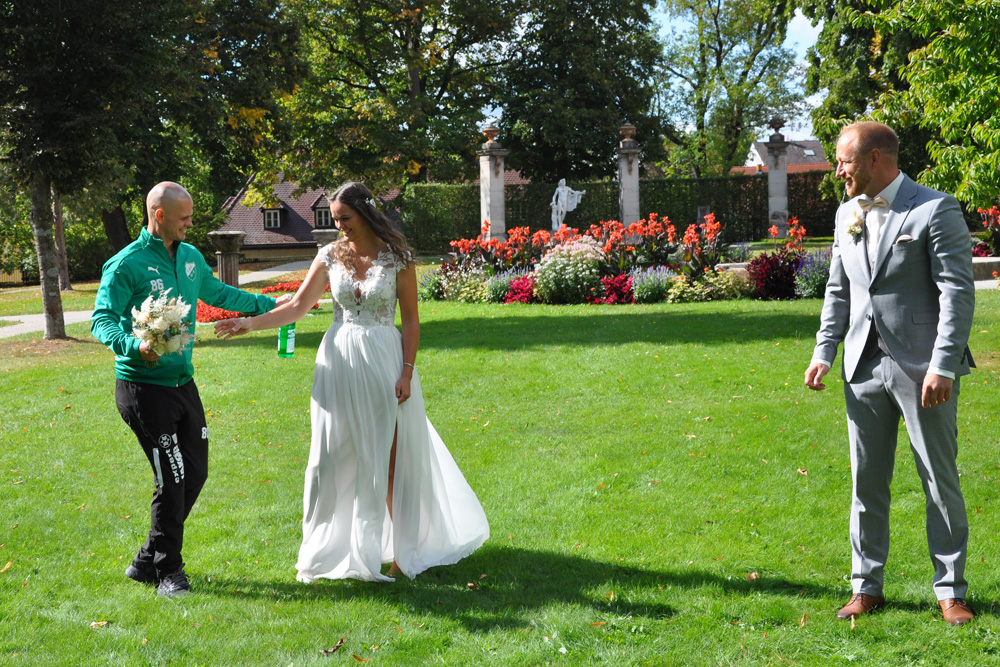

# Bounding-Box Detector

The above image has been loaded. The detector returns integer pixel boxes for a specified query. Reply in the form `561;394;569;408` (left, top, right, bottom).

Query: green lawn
3;294;1000;666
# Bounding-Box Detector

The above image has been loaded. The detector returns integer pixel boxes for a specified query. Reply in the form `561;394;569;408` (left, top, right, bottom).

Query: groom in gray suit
804;121;976;625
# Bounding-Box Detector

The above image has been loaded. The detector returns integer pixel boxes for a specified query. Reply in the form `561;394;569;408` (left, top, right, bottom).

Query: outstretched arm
215;253;330;339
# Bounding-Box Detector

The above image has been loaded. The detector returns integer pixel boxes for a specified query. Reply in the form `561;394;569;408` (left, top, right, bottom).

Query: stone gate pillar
765;116;790;239
616;122;642;225
477;123;510;241
208;230;245;287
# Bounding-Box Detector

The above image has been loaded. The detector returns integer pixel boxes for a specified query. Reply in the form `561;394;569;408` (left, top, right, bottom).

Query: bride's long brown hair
329;182;413;269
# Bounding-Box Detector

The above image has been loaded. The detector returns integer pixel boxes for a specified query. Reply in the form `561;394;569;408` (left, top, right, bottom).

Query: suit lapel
871;175;916;281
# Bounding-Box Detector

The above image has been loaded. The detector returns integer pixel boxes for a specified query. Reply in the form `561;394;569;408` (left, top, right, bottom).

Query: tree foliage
656;0;803;178
499;0;666;182
800;0;934;199
855;0;1000;207
256;0;520;196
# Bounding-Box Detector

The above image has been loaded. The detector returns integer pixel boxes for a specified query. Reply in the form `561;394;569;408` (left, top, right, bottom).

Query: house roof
219;177;331;248
731;139;830;175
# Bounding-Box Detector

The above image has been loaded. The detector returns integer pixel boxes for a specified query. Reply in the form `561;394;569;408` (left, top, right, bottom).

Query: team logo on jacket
158;433;175;449
185;261;197;280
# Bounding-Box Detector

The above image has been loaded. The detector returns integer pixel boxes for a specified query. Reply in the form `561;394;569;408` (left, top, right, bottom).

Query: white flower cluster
534;236;604;304
846;209;865;239
131;289;195;356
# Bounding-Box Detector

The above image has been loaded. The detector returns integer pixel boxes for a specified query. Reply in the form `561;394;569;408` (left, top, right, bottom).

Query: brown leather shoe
836;593;885;619
939;598;975;626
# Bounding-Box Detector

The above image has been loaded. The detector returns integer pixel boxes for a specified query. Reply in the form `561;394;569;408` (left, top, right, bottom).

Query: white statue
550;179;586;231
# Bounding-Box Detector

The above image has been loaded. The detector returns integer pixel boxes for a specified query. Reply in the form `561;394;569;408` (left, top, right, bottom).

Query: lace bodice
320;245;410;327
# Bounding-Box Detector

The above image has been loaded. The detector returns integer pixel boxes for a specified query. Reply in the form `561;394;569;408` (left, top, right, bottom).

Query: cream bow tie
858;196;889;211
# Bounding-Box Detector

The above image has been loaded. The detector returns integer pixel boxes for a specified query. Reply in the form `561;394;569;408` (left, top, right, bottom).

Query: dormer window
803;149;815;156
315;207;332;228
263;208;282;229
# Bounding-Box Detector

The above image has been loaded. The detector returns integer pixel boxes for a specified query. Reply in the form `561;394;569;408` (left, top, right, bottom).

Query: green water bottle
278;322;295;358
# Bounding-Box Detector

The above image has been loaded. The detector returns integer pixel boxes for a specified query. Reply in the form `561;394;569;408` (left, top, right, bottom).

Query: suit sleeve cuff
927;366;955;380
812;357;834;369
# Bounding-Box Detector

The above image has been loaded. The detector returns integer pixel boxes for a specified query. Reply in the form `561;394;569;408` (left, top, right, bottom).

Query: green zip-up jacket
91;228;275;387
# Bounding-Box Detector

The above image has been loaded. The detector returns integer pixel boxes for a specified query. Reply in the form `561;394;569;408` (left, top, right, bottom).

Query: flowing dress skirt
296;322;489;582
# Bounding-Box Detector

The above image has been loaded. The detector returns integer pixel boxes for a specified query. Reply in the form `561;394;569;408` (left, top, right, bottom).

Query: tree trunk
101;205;132;252
29;172;66;339
52;187;72;291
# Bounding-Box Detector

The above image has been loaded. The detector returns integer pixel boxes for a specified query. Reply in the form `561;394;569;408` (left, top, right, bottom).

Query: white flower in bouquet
131;289;195;360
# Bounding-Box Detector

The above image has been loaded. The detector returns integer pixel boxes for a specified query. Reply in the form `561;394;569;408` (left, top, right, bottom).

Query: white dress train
295;245;489;582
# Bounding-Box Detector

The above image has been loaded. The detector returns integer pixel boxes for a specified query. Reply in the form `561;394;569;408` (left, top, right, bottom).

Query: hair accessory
366;197;377;208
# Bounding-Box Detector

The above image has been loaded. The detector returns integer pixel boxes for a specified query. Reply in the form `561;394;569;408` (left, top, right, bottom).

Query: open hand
215;317;252;339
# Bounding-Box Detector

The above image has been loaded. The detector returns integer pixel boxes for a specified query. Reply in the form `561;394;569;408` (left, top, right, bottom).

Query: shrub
794;249;833;299
746;249;803;300
666;270;752;303
485;270;525;303
418;269;446;301
590;274;634;304
533;236;604;304
441;261;489;303
631;266;677;304
504;274;536;304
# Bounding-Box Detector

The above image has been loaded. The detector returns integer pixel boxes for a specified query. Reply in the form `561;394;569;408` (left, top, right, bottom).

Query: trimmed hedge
397;171;841;251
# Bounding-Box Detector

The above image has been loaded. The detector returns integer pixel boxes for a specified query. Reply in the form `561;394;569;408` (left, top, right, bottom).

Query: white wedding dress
295;244;489;582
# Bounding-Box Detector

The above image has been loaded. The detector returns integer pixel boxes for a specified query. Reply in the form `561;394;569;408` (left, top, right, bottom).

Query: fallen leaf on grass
352;655;370;662
745;571;759;581
800;613;807;627
850;615;855;631
797;468;808;476
589;621;607;627
90;621;108;629
467;582;479;590
604;591;615;602
649;480;660;486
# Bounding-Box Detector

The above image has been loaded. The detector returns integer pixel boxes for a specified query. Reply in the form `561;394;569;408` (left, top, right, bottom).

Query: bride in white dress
215;182;489;581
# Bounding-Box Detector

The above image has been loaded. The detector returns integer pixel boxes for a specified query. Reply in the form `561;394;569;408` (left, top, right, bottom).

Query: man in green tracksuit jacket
92;181;277;598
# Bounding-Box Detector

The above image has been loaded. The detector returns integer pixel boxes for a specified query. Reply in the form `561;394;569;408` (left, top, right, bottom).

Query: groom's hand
804;362;830;391
921;373;953;408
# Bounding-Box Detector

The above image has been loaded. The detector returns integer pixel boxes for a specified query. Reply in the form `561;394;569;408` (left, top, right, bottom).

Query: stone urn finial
768;116;788;143
482;123;500;145
619;121;637;142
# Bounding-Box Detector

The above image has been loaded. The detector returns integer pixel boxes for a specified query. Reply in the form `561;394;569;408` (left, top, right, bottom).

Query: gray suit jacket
813;174;975;385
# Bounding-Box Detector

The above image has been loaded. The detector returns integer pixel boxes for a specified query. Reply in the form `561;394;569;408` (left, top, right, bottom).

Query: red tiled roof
730;163;832;175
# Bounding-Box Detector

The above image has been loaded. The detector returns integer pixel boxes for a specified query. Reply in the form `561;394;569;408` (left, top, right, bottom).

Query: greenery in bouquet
631;265;678;303
794;249;833;299
131;289;195;356
666;270;752;303
534;236;604;304
584;213;679;275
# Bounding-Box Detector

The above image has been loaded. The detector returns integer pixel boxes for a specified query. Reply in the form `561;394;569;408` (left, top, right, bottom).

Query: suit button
870;287;878;294
867;314;872;321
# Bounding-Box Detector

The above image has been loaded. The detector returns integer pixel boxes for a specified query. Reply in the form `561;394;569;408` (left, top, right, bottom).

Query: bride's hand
214;317;252;339
395;376;411;404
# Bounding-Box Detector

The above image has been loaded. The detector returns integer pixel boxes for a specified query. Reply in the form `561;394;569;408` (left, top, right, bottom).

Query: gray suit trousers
845;351;968;600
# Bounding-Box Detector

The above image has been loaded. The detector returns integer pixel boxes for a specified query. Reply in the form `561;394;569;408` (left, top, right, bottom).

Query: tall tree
499;0;666;182
255;0;520;195
656;0;803;177
856;0;1000;208
801;0;933;199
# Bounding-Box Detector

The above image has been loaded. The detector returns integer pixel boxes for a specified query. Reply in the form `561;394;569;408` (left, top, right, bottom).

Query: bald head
147;182;192;220
835;121;901;198
840;122;899;163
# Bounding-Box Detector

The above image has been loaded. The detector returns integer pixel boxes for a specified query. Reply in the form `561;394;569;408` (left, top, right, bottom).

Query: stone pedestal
476;123;510;241
764;117;789;239
311;228;340;248
208;230;245;287
616;122;642;225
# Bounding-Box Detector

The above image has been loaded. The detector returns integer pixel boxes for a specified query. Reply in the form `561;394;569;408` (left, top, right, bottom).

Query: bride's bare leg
387;427;401;576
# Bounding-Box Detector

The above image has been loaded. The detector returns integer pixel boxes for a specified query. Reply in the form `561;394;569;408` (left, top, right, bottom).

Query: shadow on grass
199;545;850;632
196;309;820;354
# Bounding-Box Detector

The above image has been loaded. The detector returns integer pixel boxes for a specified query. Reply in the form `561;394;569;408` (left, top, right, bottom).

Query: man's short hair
147;182;191;217
841;121;899;159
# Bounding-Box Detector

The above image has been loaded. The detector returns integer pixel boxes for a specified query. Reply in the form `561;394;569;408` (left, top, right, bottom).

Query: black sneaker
125;560;158;586
157;569;190;599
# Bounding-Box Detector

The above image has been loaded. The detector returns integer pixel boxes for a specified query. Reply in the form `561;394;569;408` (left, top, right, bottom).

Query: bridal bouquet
131;289;195;357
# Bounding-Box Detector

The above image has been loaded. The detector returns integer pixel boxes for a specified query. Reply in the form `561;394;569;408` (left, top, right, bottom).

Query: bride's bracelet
403;362;415;369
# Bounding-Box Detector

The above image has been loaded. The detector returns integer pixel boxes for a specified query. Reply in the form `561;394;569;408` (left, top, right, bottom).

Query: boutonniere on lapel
845;208;864;240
